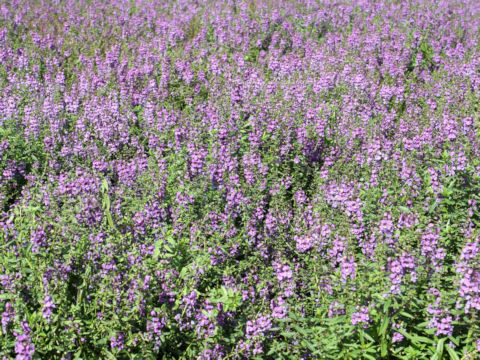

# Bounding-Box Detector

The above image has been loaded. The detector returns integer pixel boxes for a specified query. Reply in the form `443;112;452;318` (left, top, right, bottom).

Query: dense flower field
1;0;480;358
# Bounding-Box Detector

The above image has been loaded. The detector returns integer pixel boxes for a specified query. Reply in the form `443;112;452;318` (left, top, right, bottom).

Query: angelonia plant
0;0;480;359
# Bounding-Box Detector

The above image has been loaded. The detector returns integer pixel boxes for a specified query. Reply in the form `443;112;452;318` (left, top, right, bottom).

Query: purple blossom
392;332;404;343
14;324;34;360
328;302;345;318
110;333;124;351
1;302;14;332
351;306;370;328
246;314;272;339
431;314;454;337
41;294;55;322
14;334;35;360
340;255;357;282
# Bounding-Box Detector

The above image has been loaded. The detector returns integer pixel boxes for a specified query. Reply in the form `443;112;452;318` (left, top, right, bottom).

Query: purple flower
246;314;272;339
340;255;357;283
392;332;404;343
275;264;293;283
1;302;14;332
328;302;345;318
14;333;35;360
295;234;314;253
351;306;370;328
42;294;55;322
271;297;288;319
434;315;454;337
110;333;124;351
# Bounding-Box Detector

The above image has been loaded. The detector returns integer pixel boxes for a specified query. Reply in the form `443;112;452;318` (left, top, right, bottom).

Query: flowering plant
1;0;480;359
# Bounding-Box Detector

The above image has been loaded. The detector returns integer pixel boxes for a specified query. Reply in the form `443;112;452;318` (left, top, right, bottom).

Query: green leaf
398;206;411;213
447;336;459;346
105;209;114;230
381;340;388;357
436;337;445;358
445;344;460;360
293;324;308;336
395;328;414;341
399;311;414;319
383;298;392;313
153;239;162;260
301;340;316;352
324;315;345;324
416;321;430;328
362;331;375;342
379;314;389;336
104;350;117;360
411;334;435;344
